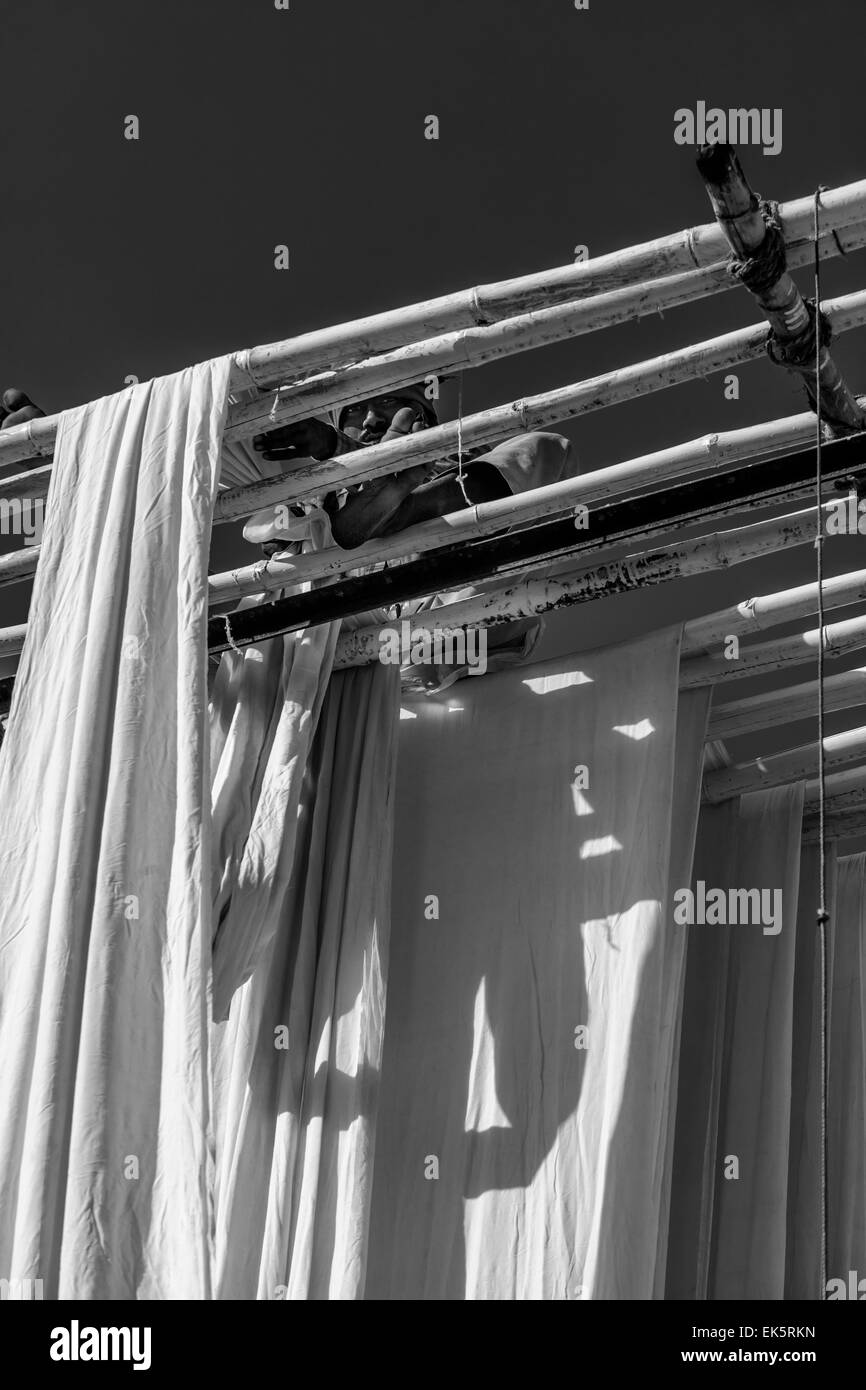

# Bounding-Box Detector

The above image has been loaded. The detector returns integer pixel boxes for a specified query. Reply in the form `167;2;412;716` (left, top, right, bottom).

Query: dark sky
3;0;866;771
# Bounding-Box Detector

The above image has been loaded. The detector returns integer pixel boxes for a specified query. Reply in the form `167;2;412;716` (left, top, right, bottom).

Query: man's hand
252;416;338;463
0;388;45;431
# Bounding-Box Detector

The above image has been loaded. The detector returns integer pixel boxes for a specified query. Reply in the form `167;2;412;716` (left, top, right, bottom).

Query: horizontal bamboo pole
4;397;851;599
210;407;855;601
1;484;830;671
681;613;866;689
682;568;866;657
227;177;866;386
225;223;866;442
698;145;866;434
802;807;866;843
3;176;865;473
707;667;866;741
703;723;866;802
211;426;866;650
0;624;27;660
330;505;833;671
805;766;866;811
212;287;866;522
6;277;866;506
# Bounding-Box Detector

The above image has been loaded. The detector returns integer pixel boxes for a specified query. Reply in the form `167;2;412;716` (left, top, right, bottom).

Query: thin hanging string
813;188;830;1302
455;371;472;508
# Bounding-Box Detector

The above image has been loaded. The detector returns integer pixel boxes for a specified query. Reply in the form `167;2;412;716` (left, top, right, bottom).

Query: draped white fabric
0;363;231;1299
827;853;866;1289
212;662;400;1299
665;783;807;1299
209;620;338;1021
1;359;863;1302
366;628;707;1299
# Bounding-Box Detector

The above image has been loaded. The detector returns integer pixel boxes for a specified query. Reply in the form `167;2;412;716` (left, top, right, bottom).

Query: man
1;381;578;688
238;381;577;688
243;381;574;551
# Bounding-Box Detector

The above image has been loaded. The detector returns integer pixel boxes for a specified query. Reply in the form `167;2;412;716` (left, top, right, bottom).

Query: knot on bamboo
728;199;786;296
766;298;833;374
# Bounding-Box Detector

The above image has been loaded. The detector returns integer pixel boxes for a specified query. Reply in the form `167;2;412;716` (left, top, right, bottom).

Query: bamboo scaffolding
225;224;866;442
210;409;864;602
6;214;866;478
805;765;866;810
697;144;866;434
681;568;866;657
212;287;866;523
239;179;866;386
680;613;866;689
7;396;859;602
706;667;866;741
802;808;866;843
0;466;853;667
329;505;835;671
703;723;866;802
207;427;866;651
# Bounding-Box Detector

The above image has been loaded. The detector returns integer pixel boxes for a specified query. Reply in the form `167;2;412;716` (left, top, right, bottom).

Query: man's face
340;392;426;446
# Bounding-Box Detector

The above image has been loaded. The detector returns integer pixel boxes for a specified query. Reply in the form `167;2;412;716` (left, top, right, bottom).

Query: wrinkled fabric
209;617;338;1020
212;661;400;1299
666;783;805;1300
826;853;866;1287
785;840;838;1298
366;628;699;1299
0;362;231;1298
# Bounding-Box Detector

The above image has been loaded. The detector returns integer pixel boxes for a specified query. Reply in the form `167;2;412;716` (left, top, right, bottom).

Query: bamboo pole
208;425;866;651
802;808;866;843
697;144;866;434
680;613;866;689
329;505;834;671
210;407;861;601
227;179;866;385
707;668;866;741
0;500;843;675
682;568;866;657
3;217;866;478
212;287;866;522
703;723;866;802
225;223;866;442
805;765;866;809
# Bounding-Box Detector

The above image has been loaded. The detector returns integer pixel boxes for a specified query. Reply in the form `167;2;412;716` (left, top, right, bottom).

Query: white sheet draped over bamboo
1;357;863;1300
365;629;710;1299
210;660;400;1298
0;363;231;1299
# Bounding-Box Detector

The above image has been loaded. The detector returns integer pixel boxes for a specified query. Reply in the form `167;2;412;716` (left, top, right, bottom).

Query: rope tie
455;372;472;508
728;199;787;296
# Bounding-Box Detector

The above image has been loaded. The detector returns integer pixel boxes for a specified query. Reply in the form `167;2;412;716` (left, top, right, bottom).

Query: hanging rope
813;188;830;1303
455;371;472;508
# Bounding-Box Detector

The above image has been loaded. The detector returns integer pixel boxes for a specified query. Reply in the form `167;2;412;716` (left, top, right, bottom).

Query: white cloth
0;362;231;1298
212;661;400;1299
665;783;805;1300
366;627;701;1299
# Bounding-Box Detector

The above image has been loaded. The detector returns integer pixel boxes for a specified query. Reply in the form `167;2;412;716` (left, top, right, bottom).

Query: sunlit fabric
212;662;400;1299
0;362;232;1298
666;783;806;1299
365;629;709;1299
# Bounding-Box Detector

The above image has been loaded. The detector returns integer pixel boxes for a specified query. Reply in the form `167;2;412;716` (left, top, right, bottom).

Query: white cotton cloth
212;661;400;1299
0;361;231;1299
365;627;700;1299
666;782;805;1300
